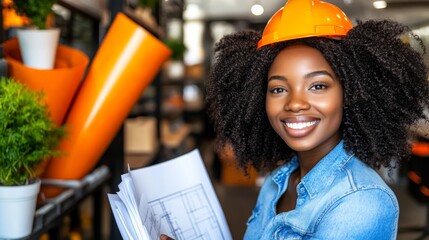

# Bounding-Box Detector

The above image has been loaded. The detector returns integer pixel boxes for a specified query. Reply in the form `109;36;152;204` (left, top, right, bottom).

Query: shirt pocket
274;225;306;240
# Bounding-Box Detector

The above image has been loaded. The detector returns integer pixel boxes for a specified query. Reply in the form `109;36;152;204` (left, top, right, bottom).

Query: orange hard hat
258;0;353;48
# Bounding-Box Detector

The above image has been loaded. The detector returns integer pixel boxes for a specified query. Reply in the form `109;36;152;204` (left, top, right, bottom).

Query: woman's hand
160;234;174;240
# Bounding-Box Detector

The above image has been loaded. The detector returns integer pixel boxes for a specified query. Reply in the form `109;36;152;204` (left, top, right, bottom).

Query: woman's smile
282;117;320;137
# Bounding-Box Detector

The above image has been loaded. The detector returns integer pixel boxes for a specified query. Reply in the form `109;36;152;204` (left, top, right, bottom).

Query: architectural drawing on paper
147;184;227;240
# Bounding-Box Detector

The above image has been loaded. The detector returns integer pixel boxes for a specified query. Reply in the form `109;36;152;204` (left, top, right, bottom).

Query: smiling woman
202;0;429;239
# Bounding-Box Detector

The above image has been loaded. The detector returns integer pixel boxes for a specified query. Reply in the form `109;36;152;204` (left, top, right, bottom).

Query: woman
162;0;429;239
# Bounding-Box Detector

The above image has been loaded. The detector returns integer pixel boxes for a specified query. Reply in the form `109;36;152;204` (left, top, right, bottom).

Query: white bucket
0;179;41;239
17;28;60;69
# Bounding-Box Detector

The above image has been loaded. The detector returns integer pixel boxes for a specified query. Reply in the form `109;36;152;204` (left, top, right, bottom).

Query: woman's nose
284;92;310;112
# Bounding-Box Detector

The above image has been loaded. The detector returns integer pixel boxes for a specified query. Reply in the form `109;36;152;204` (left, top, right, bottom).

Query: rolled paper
3;38;89;126
41;12;171;197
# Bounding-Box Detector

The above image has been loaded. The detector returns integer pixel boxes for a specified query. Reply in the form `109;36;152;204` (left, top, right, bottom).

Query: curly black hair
205;20;429;173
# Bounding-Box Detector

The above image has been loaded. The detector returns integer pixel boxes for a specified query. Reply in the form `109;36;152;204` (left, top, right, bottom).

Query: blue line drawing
147;184;227;240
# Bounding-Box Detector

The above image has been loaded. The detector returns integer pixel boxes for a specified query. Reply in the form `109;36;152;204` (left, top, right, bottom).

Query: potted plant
0;77;66;239
12;0;60;69
164;38;187;79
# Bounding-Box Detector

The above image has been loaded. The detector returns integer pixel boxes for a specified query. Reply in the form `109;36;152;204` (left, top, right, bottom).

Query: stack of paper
108;149;232;240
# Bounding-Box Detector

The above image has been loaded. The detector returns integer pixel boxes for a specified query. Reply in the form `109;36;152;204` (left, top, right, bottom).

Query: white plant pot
0;179;41;239
16;28;60;69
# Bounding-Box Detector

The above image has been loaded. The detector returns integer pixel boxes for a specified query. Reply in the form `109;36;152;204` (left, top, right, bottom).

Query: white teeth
285;121;317;130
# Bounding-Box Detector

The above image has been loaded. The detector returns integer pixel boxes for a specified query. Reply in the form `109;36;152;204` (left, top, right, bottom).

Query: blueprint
108;149;232;240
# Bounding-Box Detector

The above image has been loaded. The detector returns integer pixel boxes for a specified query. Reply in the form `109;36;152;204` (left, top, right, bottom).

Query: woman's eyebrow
305;70;334;79
268;75;287;81
268;70;334;82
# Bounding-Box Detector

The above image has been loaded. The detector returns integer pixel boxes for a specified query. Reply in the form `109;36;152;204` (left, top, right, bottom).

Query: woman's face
266;44;343;156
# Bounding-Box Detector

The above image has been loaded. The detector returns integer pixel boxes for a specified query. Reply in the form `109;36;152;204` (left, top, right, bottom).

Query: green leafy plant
164;38;187;61
0;77;66;186
12;0;56;29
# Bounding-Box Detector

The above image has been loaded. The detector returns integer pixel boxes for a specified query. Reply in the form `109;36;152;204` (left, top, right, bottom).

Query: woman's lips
281;118;320;138
285;121;318;129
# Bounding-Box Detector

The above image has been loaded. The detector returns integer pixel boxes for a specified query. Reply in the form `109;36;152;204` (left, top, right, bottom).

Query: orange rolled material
412;142;429;157
3;38;89;126
41;13;171;197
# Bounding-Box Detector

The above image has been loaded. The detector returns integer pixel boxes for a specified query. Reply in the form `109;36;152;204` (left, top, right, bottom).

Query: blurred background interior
3;0;429;239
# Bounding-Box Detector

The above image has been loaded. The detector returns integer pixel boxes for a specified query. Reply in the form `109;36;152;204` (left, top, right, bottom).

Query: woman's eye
309;84;327;90
270;87;286;94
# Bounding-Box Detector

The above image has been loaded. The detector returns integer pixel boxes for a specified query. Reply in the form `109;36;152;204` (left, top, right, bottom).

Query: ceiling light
251;4;264;16
373;1;387;9
184;3;204;20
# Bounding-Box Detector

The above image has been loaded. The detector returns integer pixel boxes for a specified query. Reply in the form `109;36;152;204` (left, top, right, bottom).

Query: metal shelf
22;166;111;240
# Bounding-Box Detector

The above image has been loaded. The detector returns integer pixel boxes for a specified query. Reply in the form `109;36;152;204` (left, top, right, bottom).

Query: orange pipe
420;186;429;197
3;38;89;126
41;13;171;197
408;171;421;184
412;142;429;157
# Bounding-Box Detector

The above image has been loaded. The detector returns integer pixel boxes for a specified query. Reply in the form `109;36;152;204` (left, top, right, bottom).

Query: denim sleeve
312;187;399;240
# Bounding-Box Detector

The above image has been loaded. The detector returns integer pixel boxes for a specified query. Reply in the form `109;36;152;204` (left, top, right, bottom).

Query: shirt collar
271;156;299;194
272;140;353;199
301;140;353;198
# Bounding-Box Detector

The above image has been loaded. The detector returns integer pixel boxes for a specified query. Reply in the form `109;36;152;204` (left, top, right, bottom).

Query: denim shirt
244;141;399;240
